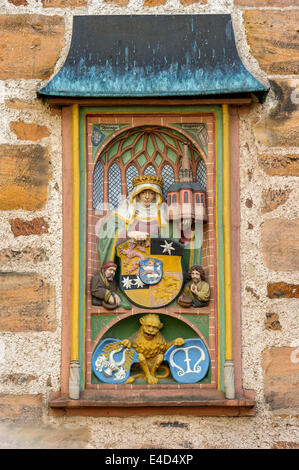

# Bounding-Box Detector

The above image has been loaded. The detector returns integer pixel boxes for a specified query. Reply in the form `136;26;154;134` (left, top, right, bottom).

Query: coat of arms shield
91;338;138;384
116;237;184;308
164;338;210;384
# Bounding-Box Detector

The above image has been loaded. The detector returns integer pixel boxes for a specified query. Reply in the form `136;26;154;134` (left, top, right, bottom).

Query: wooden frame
49;101;254;417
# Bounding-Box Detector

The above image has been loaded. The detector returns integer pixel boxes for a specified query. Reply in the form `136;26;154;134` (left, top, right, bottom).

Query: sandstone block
10;122;50;141
5;99;41;111
236;0;298;6
8;0;28;4
0;273;56;332
0;247;48;264
0;374;37;385
143;0;167;5
267;282;299;299
180;0;207;5
262;219;299;271
0;144;50;211
0;394;43;421
265;313;281;331
9;218;49;237
254;79;299;148
272;442;299;449
42;0;87;7
0;15;65;80
243;10;299;75
261;188;291;214
0;422;90;449
103;0;129;5
263;348;299;411
258;154;299;177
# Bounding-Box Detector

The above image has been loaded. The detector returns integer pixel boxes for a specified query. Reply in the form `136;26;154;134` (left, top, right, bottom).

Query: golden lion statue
121;313;185;384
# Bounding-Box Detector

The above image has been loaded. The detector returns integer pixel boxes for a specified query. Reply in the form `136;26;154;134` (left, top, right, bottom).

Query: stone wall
0;0;298;449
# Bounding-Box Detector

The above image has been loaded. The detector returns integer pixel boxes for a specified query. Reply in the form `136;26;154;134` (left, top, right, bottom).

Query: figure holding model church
93;143;207;310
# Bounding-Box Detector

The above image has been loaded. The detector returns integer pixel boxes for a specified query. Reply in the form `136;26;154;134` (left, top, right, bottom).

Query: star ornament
122;277;133;289
134;276;145;289
160;240;175;256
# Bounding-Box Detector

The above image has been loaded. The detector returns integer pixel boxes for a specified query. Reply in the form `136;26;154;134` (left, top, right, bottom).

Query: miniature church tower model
167;143;207;223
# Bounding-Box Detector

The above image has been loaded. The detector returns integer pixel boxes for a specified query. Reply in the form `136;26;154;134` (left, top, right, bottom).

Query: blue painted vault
39;15;268;100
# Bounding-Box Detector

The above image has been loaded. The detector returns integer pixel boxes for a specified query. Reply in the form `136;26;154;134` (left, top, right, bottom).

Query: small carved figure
178;265;210;308
122;313;185;384
91;261;121;310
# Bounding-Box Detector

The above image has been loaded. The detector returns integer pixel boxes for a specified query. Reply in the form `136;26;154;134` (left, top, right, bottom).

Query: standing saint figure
95;175;203;308
95;175;173;266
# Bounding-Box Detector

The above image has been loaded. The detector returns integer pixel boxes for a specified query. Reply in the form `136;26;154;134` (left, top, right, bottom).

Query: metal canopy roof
39;15;268;100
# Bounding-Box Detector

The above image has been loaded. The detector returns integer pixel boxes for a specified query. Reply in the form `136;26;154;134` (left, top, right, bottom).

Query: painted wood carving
91;314;210;385
178;265;210;308
93;139;208;311
89;124;213;388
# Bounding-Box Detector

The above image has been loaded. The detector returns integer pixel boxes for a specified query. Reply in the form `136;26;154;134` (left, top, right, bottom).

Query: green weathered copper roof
39;15;268;100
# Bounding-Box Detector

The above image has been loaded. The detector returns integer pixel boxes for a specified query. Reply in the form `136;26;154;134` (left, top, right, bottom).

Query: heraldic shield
92;338;138;384
116;237;184;308
164;338;210;384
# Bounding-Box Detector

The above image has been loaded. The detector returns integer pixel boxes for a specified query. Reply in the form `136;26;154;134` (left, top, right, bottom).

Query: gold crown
132;175;164;189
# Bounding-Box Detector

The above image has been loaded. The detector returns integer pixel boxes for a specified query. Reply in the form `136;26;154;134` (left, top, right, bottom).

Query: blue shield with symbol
91;338;138;384
139;258;163;285
91;127;105;146
164;338;210;384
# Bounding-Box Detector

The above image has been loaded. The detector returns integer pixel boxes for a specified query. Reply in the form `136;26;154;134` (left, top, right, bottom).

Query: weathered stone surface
267;282;299;299
180;0;207;5
0;394;43;421
258;154;299;177
7;0;28;5
0;247;48;264
261;188;291;214
0;15;65;80
143;0;166;6
243;11;299;75
0;144;50;211
103;0;129;5
236;0;298;5
0;273;56;332
5;99;41;111
9;218;49;237
254;79;299;148
10;122;50;141
272;442;299;449
263;348;299;411
245;286;260;300
0;374;37;385
245;198;253;208
42;0;87;7
265;313;281;331
0;422;90;448
262;219;299;271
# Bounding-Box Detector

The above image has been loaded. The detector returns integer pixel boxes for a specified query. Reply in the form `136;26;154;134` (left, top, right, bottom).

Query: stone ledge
49;389;255;417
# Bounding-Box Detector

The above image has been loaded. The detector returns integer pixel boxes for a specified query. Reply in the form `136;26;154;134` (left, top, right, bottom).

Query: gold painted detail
151;275;181;305
121;314;185;385
132;175;164;189
102;341;134;372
